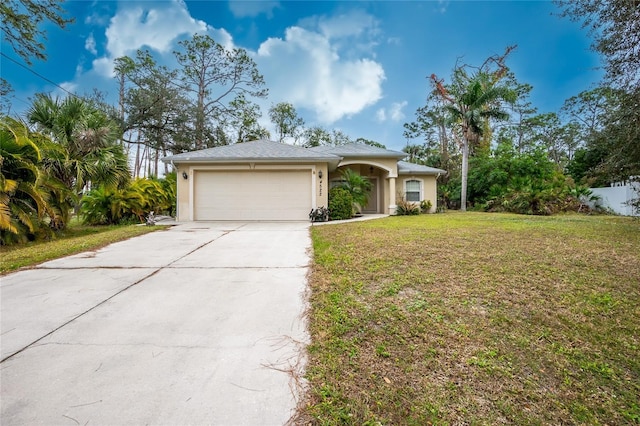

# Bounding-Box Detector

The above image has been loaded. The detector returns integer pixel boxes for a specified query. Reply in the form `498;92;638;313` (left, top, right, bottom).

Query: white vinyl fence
589;178;639;216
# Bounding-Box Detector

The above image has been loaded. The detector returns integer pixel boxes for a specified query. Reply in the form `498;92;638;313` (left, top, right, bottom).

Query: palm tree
27;94;130;226
433;72;515;211
339;169;372;215
0;116;52;243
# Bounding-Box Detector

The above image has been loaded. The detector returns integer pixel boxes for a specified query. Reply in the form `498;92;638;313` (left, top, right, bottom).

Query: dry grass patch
298;212;640;425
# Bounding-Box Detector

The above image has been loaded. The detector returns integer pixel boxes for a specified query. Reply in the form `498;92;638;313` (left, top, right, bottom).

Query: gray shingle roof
308;143;407;159
162;141;444;175
162;139;341;163
398;161;446;175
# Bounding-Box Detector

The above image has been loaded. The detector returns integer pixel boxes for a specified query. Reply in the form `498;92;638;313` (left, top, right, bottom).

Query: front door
363;177;378;213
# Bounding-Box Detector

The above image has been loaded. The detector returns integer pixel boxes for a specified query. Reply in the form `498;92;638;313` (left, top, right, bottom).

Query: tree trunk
461;139;469;211
118;74;125;147
154;147;159;177
195;63;206;150
144;145;150;178
134;135;141;177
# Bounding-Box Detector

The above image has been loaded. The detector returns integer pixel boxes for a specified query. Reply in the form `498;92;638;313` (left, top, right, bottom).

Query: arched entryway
331;161;395;214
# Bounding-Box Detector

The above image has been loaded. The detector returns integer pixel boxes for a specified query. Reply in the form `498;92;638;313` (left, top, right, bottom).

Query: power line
1;52;80;99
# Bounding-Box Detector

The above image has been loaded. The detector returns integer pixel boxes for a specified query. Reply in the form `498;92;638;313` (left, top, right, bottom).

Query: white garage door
193;170;312;220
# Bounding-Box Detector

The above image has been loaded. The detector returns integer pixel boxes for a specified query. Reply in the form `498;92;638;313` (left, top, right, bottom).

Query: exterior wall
396;175;439;213
423;176;438;212
176;160;442;219
315;163;329;210
173;162;327;221
589;182;639;216
175;164;197;222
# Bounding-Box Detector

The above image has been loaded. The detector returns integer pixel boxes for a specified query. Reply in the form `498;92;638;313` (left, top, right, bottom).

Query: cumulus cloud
255;22;385;123
79;3;386;127
376;101;408;122
210;27;235;50
91;0;207;77
228;1;280;18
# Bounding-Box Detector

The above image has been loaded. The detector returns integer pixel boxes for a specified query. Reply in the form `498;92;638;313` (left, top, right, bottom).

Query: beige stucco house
162;140;445;221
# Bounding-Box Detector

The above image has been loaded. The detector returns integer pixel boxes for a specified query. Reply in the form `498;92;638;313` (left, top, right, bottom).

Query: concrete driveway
1;222;310;425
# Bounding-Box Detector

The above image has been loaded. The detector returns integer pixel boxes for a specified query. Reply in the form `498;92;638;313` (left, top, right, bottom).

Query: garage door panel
194;170;311;221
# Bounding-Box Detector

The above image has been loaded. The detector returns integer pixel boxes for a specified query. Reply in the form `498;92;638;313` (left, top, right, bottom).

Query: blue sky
1;0;603;152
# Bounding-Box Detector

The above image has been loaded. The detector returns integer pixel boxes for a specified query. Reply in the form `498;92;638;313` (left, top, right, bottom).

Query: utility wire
1;52;80;99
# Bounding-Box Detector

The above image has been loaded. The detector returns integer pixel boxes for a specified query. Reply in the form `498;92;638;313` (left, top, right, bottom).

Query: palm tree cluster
0;94;160;245
1;116;53;243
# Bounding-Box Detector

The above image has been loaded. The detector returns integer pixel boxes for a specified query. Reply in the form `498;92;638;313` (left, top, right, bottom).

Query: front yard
300;212;640;424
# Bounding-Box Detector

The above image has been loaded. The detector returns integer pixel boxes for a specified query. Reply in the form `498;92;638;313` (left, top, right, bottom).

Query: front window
405;179;421;202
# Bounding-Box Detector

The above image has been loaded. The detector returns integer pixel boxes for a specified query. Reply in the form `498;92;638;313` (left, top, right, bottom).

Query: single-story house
161;139;446;221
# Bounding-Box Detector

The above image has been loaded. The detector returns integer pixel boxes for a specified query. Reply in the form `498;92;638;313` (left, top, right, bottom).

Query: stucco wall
395;175;439;213
315;163;329;210
175;164;194;222
173;162;326;221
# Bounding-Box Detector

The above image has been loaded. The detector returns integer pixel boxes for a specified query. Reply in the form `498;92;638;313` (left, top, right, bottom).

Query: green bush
420;199;433;213
469;145;595;215
328;187;353;220
81;176;176;225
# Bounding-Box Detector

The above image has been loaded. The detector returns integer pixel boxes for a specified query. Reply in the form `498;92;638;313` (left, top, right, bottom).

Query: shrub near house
328;187;353;220
81;175;176;225
468;145;594;215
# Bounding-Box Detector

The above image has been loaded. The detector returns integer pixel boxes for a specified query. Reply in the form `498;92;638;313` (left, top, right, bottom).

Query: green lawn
299;212;640;425
0;223;165;275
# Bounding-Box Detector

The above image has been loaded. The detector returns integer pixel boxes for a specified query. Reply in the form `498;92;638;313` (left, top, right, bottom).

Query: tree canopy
0;0;73;65
556;0;640;187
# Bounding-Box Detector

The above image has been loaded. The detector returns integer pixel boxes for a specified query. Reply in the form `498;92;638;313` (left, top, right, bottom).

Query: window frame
404;179;422;202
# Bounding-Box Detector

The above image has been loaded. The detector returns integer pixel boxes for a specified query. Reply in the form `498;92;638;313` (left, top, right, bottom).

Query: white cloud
255;25;385;124
298;9;381;58
389;101;407;121
229;1;280;18
104;2;207;58
76;4;385;127
51;81;79;100
210;28;235;50
91;0;207;77
376;101;408;123
316;10;379;40
85;33;97;55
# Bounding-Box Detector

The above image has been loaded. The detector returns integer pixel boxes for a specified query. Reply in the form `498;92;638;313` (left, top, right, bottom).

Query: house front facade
162;140;445;221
